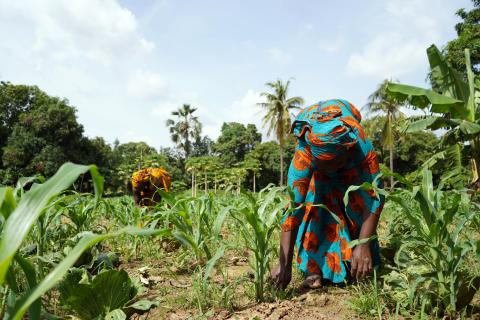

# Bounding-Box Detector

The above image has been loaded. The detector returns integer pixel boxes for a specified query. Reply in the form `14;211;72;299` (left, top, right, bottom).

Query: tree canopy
444;0;480;75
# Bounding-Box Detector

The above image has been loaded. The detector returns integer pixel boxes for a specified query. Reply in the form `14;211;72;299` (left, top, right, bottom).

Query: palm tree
258;79;303;186
364;79;405;189
166;104;202;159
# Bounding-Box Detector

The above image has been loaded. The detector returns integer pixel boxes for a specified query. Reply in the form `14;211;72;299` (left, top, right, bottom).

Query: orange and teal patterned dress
282;99;384;283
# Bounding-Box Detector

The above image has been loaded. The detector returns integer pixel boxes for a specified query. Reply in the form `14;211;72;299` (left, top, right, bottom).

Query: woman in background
273;99;384;289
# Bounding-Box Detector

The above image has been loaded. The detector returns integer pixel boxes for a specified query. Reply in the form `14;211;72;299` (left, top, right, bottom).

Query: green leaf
458;120;480;134
348;236;378;249
14;255;40;320
126;299;159;312
386;83;464;112
0;162;104;284
427;44;469;106
0;187;16;220
405;116;449;133
212;206;231;237
10;227;169;320
204;245;225;280
105;309;127;320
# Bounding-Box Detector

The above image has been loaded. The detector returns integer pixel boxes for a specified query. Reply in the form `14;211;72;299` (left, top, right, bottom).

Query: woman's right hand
271;263;292;289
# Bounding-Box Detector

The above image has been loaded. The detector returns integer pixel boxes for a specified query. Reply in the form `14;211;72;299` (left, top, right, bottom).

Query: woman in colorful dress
272;99;384;289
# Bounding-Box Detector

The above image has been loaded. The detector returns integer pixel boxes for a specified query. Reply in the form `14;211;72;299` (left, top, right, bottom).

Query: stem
204;171;207;193
279;144;284;186
191;170;194;197
390;145;394;191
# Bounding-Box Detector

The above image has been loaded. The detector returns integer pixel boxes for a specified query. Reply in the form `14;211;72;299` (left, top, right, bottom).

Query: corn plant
231;185;289;301
386;167;480;316
154;190;232;263
55;193;108;233
0;163;169;320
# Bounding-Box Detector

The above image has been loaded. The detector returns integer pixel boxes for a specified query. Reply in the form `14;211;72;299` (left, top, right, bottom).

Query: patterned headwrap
291;102;358;163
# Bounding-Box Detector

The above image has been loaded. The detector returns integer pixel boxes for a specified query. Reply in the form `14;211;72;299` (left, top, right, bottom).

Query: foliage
231;185;289;301
1;96;84;183
247;139;295;190
364;79;406;188
444;0;480;75
258;78;303;185
191;135;214;157
58;268;156;320
166;104;202;159
385;168;479;316
213;122;261;165
386;45;480;182
154;190;232;262
363;115;443;178
0;163;168;320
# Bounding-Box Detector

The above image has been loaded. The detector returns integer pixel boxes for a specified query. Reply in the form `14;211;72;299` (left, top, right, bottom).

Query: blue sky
0;0;472;148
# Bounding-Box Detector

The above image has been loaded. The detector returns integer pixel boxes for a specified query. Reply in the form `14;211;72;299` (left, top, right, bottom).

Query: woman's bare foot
301;274;322;289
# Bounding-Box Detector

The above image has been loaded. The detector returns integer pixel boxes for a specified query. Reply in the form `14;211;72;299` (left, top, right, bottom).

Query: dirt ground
121;255;358;320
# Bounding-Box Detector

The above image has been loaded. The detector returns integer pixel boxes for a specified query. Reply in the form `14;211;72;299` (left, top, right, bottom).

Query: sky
0;0;472;149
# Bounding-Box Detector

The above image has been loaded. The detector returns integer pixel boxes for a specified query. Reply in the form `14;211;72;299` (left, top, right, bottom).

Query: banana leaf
427;45;469;104
386;83;465;116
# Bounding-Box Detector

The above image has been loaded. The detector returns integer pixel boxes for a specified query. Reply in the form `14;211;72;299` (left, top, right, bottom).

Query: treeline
0;81;442;194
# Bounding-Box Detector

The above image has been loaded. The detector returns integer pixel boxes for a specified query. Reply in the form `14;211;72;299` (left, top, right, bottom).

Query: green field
0;162;479;319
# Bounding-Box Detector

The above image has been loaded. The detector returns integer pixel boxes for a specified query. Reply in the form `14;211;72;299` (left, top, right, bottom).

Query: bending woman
273;99;384;289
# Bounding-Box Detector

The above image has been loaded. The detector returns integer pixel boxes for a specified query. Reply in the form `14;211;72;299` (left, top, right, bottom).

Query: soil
120;256;357;320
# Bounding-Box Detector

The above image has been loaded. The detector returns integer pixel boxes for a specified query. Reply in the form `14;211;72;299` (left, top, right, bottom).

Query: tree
213;122;261;165
387;45;480;184
0;83;48;149
258;79;303;185
2;100;86;183
444;0;480;75
246;138;295;190
112;142;158;193
363;115;442;178
364;79;405;189
242;155;261;192
191;136;213;157
166;104;202;159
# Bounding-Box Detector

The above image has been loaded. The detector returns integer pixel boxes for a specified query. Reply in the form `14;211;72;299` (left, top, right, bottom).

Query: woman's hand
271;263;292;289
271;228;298;290
351;243;373;279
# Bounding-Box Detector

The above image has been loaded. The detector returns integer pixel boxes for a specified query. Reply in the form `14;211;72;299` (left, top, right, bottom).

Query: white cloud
222;89;272;139
127;70;168;100
0;0;154;65
346;0;447;78
268;48;291;65
347;33;426;78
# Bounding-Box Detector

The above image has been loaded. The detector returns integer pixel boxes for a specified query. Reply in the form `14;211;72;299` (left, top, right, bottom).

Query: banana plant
386;45;480;183
387;167;479;316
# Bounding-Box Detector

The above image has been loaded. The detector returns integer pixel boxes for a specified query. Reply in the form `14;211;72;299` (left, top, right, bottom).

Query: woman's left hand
351;243;373;280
